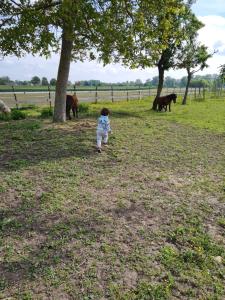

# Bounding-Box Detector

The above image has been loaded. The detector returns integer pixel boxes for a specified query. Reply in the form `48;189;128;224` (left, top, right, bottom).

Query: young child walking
96;108;112;153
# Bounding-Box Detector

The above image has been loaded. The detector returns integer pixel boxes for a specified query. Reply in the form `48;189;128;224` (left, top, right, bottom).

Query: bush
78;103;89;113
11;109;26;120
0;113;11;121
40;107;53;118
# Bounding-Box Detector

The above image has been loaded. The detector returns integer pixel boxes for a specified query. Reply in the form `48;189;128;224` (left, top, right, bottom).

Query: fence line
0;87;223;108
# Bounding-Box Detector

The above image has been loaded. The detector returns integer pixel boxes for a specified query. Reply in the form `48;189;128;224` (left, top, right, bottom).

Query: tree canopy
31;76;41;85
0;0;204;120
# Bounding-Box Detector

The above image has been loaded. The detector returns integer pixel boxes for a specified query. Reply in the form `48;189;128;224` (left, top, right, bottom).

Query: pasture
0;97;225;299
0;86;203;107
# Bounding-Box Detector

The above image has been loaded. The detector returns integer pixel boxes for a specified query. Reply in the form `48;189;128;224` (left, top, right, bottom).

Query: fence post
126;87;129;101
95;86;98;103
47;85;52;109
149;86;151;97
111;85;114;102
139;85;141;100
73;84;77;96
194;88;197;99
203;88;206;100
11;86;19;109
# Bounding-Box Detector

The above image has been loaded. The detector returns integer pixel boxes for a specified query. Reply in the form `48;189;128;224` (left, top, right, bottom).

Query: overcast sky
1;1;225;83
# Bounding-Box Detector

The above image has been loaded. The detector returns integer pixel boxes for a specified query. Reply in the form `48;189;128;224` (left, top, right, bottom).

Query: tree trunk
152;65;164;110
182;72;191;105
53;30;73;122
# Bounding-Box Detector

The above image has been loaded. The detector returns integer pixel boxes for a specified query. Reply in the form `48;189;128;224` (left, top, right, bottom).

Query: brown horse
66;94;79;119
156;93;177;112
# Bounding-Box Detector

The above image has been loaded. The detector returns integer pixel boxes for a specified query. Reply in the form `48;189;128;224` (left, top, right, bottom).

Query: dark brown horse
66;94;79;119
156;93;177;112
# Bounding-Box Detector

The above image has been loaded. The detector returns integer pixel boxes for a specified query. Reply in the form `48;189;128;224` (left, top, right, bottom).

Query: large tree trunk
182;72;192;105
152;65;164;110
53;30;73;122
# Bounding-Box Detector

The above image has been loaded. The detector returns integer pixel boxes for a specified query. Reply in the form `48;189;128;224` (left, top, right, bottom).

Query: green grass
0;97;224;299
169;98;225;133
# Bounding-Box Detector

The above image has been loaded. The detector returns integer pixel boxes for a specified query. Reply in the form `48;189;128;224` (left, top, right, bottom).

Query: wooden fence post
11;86;19;109
126;87;129;101
73;84;77;95
95;86;98;103
203;88;206;100
111;85;114;102
48;85;52;109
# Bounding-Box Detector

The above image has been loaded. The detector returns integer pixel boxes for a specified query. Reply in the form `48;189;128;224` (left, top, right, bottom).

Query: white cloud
198;16;225;50
195;15;225;74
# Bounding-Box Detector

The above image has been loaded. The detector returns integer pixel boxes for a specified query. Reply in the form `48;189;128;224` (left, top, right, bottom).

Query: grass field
0;97;225;299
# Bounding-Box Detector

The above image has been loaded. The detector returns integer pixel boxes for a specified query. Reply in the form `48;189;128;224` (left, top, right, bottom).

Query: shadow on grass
0;118;96;172
0;201;106;289
111;110;144;119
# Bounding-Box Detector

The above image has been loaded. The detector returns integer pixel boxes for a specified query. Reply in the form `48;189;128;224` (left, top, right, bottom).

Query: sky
1;1;225;83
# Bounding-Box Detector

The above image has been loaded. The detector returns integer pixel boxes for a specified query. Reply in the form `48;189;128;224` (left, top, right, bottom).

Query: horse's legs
76;107;78;118
66;108;71;120
72;107;75;118
158;104;162;111
169;103;171;112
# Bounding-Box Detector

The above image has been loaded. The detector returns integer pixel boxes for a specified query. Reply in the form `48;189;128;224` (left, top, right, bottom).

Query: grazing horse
156;93;177;112
0;99;11;114
66;94;79;119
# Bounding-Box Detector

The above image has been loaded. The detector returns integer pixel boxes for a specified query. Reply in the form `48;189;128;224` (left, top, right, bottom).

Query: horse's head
171;94;177;103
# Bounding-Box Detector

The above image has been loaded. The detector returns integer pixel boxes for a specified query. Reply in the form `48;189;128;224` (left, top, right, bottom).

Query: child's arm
107;120;112;133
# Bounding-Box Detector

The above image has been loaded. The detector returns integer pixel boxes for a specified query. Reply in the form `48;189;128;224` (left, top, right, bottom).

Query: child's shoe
97;148;102;153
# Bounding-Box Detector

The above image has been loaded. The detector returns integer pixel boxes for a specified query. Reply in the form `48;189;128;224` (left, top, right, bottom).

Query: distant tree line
0;74;222;89
0;76;57;86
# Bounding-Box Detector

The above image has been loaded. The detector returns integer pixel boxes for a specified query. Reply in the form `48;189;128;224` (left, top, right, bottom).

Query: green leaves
177;39;213;75
0;0;203;67
219;64;225;79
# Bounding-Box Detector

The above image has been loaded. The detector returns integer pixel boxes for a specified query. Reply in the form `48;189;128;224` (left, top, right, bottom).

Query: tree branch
32;1;62;11
8;0;23;8
0;17;14;29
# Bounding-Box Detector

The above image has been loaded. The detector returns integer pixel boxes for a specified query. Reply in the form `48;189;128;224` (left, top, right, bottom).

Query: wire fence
0;86;224;108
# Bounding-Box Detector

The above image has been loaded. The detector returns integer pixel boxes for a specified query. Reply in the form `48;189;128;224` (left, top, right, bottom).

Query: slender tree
150;6;203;109
116;0;203;110
177;39;213;104
219;64;225;79
219;64;225;93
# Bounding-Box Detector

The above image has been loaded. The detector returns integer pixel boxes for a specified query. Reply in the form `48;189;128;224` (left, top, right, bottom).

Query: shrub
78;103;89;113
0;113;11;121
11;109;26;120
40;107;53;118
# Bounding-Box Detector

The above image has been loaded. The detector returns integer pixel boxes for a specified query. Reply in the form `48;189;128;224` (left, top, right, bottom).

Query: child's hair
100;108;110;116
